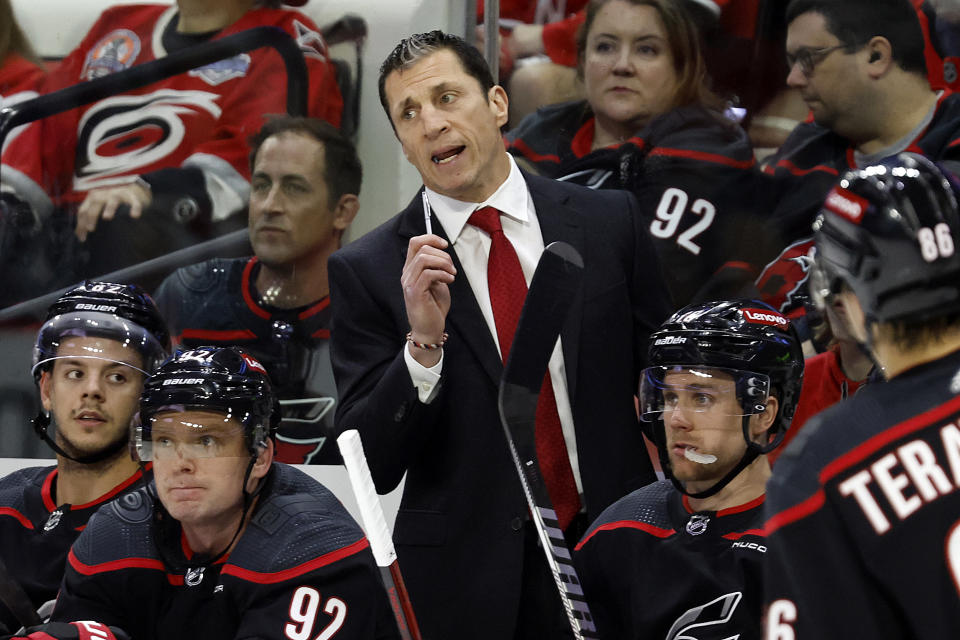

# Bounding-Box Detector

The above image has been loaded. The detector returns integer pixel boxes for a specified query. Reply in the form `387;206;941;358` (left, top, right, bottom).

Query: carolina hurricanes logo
755;239;816;313
665;592;743;640
741;308;789;329
73;89;221;191
824;187;868;224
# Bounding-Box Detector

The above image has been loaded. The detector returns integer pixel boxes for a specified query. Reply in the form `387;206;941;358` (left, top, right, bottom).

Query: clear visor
135;409;252;461
808;250;839;315
639;366;771;422
33;312;166;376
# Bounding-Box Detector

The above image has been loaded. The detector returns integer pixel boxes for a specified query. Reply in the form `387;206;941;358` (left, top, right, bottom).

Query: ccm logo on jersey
75;304;118;312
741;308;789;329
162;378;205;386
242;354;267;374
824;187;869;224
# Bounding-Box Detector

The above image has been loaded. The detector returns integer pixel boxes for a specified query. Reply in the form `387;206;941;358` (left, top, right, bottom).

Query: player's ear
332;193;359;231
39;370;54;412
250;438;273;483
752;396;779;441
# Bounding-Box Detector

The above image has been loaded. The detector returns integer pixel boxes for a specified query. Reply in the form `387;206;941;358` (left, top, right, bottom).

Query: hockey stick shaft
337;430;423;640
498;242;598;639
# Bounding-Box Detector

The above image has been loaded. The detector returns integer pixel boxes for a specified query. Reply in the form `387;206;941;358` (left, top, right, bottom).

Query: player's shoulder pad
165;257;242;295
587;480;674;533
0;465;52;511
71;486;158;567
231;464;366;575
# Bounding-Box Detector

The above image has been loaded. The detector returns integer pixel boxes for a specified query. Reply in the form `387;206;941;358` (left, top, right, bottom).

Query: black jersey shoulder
579;480;675;548
0;466;54;528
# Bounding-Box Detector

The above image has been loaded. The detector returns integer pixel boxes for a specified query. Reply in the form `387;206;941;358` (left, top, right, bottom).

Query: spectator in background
153;116;359;465
508;0;762;307
0;281;169;632
754;0;960;321
0;0;343;302
0;0;44;149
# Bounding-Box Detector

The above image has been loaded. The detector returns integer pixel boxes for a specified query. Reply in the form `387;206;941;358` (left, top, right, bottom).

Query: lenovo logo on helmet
824;187;868;224
654;336;687;346
242;354;267;374
162;378;204;386
75;303;118;312
742;308;789;329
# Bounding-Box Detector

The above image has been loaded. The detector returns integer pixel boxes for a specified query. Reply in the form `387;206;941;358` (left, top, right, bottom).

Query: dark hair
378;30;495;126
248;116;362;203
576;0;722;113
786;0;927;75
0;0;40;64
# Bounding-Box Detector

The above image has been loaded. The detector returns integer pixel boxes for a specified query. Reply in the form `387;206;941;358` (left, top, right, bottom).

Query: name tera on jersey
838;420;960;535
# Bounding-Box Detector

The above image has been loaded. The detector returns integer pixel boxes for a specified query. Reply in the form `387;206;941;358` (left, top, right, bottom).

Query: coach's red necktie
467;206;581;530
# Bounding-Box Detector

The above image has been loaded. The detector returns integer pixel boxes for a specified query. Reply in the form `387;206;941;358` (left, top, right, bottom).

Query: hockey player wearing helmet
574;299;803;640
41;346;399;640
0;281;169;633
764;153;960;637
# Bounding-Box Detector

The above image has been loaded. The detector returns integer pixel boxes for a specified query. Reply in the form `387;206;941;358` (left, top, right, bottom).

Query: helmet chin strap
32;411;129;465
659;415;765;500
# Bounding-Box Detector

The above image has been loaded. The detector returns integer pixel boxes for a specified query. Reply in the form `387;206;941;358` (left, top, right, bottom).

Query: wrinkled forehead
662;367;737;390
149;409;245;438
49;336;146;370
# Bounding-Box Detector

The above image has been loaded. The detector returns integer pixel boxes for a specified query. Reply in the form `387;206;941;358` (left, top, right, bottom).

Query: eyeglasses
786;44;848;76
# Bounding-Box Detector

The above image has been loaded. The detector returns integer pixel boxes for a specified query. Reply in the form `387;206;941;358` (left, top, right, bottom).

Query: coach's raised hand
401;234;456;367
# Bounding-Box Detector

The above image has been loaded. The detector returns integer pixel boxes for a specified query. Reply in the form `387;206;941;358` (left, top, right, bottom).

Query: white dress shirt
403;155;583;494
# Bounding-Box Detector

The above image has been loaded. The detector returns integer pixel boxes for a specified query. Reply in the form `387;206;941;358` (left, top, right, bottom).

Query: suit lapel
396;190;503;387
525;174;586;399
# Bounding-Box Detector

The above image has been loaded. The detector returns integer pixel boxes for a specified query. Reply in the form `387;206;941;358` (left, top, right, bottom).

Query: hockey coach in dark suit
329;30;672;639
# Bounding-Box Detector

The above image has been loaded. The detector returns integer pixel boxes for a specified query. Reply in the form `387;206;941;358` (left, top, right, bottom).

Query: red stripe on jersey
72;467;146;510
298;296;330;320
774;158;840;177
647;147;756;169
42;468;56;512
181;328;258;341
722;528;766;540
574;520;676;550
221;537;370;584
717;493;765;516
0;507;34;529
311;328;331;339
508;138;561;164
241;257;271;320
764;489;825;536
68;548;165;575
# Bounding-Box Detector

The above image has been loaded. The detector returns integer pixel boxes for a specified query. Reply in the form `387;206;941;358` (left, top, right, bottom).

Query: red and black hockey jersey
0;465;150;632
507;100;762;307
1;3;342;223
153;257;337;464
52;463;398;640
763;348;960;638
574;480;768;640
755;91;960;314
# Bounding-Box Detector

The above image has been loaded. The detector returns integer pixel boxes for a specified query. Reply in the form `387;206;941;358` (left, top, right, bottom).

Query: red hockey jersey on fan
1;3;342;222
0;53;44;99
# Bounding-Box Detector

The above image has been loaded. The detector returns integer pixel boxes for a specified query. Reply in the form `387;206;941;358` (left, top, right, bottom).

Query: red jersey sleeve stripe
221;537;370;584
0;507;34;529
764;489;826;536
507;138;561;164
310;329;331;339
181;328;258;341
647;147;756;169
574;520;676;551
774;158;840;177
722;528;767;540
68;548;166;575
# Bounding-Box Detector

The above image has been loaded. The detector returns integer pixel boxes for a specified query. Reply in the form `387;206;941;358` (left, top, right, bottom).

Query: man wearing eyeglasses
751;0;960;328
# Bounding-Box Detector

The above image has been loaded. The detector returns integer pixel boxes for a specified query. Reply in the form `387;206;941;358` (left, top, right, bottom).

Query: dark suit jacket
329;172;672;639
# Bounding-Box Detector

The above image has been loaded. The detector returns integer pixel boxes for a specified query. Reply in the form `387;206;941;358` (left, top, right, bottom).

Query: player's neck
182;498;257;556
837;338;873;381
872;326;960;380
255;254;331;309
175;0;254;34
685;456;770;513
54;454;139;507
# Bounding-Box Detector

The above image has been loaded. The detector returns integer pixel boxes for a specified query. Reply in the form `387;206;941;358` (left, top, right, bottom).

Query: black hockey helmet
136;346;280;461
31;281;170;463
811;152;960;326
639;300;804;498
32;280;171;380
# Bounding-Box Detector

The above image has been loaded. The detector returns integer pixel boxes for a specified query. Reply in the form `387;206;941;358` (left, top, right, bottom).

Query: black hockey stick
497;241;598;639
